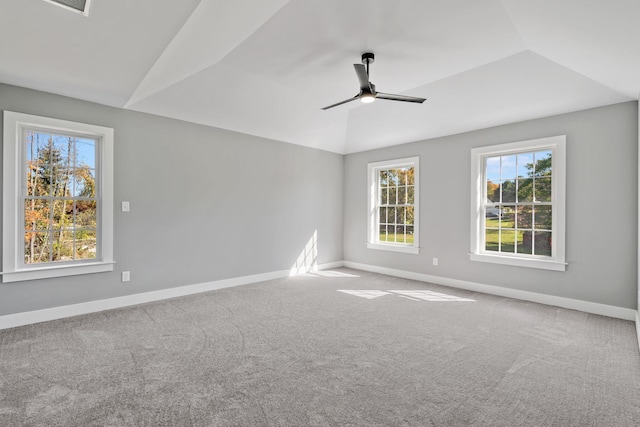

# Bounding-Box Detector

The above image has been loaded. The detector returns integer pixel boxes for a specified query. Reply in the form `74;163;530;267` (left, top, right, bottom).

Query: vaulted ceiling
1;0;638;153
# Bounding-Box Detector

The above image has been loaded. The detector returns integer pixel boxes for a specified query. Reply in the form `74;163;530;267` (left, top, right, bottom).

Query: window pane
534;151;552;177
76;200;97;228
75;230;97;260
388;187;397;205
53;168;72;198
535;177;551;202
517;152;534;177
51;231;74;262
26;157;51;197
75;138;96;169
389;227;397;242
407;186;415;204
379;225;388;242
388;169;399;186
486;213;500;228
518;231;533;254
517;178;533;202
24;199;51;231
406;206;414;225
388;207;396;224
26;131;42;163
534;205;552;230
51;134;71;163
24;232;50;264
51;200;74;230
500;206;515;228
73;167;96;197
486;156;501;182
406;226;414;243
406;167;415;185
501;180;516;203
398;169;407;185
396;207;405;224
398;186;407;204
379;170;388;187
379;207;387;224
380;188;388;205
486;181;500;203
516;205;532;229
501;155;517;179
501;230;516;253
485;229;499;252
534;231;552;256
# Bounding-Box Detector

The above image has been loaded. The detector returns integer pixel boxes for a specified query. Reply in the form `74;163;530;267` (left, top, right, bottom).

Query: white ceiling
1;0;638;154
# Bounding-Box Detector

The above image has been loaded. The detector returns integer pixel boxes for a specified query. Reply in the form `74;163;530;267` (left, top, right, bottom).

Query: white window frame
43;0;93;17
2;111;114;282
367;157;420;254
470;135;566;271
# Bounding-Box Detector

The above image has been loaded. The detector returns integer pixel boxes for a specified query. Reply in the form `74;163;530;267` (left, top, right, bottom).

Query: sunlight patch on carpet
337;290;391;299
338;290;475;302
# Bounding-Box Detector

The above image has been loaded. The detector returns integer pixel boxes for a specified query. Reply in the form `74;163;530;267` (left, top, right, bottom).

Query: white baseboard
343;261;637;321
636;311;640;354
1;260;634;330
0;262;343;330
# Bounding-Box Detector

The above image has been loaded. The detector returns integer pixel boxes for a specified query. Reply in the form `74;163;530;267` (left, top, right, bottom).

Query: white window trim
469;135;566;271
43;0;93;17
367;157;420;254
2;111;114;282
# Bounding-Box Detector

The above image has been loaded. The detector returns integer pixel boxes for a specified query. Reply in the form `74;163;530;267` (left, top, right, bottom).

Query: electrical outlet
433;258;438;266
122;271;130;282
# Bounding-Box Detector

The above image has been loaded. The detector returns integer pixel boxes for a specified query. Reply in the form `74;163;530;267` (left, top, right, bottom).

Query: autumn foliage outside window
24;130;98;264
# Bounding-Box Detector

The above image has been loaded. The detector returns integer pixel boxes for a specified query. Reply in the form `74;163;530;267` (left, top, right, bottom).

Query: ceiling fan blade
353;64;372;92
376;92;426;103
321;94;359;110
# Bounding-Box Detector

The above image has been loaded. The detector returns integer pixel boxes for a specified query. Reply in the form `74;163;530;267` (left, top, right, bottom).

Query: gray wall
0;83;344;315
344;101;638;310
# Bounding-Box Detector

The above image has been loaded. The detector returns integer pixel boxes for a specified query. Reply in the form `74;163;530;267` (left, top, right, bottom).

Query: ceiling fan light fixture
360;93;376;103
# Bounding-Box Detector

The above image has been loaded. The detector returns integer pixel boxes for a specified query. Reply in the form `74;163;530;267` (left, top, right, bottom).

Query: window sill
1;261;115;283
469;253;566;271
367;243;420;254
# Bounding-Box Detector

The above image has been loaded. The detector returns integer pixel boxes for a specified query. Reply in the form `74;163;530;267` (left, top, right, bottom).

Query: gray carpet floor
1;268;639;426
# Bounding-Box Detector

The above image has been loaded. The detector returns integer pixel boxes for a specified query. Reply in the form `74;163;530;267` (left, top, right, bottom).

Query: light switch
121;201;130;212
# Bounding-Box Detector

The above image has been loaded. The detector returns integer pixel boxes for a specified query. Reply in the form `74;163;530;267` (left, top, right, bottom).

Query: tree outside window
24;130;98;264
484;150;552;256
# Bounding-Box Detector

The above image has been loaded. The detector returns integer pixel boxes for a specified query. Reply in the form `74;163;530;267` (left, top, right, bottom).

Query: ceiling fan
321;52;426;110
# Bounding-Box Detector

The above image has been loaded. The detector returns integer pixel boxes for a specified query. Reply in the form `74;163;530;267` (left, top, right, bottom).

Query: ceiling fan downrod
361;52;375;77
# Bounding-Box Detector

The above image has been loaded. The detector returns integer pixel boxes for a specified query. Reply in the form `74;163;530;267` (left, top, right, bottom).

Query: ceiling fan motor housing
361;52;375;65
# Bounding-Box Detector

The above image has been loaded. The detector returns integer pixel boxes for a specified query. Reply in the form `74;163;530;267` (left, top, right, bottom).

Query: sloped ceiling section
0;0;637;153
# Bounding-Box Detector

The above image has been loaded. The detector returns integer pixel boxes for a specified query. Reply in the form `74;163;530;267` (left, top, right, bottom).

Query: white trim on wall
636;311;640;354
343;261;636;321
637;96;640;354
0;261;344;330
1;260;635;330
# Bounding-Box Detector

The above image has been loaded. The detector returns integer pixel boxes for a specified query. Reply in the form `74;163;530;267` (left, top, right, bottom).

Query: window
367;157;419;254
3;111;114;282
470;136;566;271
